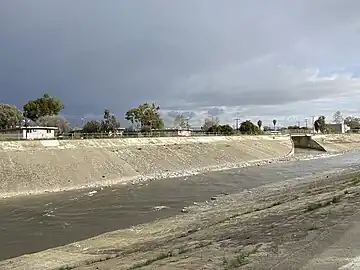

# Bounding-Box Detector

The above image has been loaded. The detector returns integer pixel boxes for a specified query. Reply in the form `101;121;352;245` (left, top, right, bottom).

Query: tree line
0;93;278;135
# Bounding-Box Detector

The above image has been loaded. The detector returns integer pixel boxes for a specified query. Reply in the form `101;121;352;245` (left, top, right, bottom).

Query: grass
223;250;251;269
223;245;261;270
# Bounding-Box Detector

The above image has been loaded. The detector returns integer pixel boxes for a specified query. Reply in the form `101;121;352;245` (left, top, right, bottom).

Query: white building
0;126;58;140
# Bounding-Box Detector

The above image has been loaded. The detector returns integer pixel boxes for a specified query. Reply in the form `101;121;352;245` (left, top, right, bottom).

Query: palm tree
272;119;277;131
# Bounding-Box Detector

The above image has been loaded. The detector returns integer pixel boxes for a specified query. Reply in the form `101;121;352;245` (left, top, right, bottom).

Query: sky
1;0;360;128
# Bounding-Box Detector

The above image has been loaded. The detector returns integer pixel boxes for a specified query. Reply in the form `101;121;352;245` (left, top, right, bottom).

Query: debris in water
181;207;189;213
88;190;98;196
153;205;169;211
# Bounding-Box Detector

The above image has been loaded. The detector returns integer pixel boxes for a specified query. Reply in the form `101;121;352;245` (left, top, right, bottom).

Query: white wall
22;129;56;139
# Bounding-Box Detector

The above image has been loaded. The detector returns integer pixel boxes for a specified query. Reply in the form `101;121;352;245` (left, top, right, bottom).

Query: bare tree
174;114;189;129
203;116;220;131
333;111;344;124
37;115;70;134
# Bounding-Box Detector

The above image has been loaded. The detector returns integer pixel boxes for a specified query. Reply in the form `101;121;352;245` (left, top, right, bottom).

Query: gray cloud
207;107;225;116
1;0;360;126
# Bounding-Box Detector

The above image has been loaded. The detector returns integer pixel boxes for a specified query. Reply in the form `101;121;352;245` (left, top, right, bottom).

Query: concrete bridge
290;134;326;151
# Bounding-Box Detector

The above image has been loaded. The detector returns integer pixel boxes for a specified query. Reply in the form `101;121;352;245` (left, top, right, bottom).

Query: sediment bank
0;136;293;198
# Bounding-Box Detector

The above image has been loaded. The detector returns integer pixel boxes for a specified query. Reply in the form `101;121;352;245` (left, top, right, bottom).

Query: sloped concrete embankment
312;134;360;152
0;136;293;198
291;135;326;151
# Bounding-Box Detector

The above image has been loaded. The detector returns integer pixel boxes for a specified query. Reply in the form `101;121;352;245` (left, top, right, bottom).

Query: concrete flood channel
1;149;360;261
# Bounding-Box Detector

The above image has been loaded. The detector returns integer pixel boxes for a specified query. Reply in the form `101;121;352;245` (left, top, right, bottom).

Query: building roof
0;126;58;132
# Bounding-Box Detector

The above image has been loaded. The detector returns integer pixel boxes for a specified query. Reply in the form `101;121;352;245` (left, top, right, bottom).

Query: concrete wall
291;135;326;151
312;134;360;152
0;136;293;197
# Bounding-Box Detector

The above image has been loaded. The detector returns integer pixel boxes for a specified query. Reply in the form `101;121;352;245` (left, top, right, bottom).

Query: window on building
47;129;52;133
27;129;32;133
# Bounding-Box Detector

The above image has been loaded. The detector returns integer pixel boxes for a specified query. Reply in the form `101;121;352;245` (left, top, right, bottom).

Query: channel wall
312;134;360;152
0;136;293;198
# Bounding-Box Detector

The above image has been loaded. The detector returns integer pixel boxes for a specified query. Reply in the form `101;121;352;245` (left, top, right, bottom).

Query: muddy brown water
1;149;359;261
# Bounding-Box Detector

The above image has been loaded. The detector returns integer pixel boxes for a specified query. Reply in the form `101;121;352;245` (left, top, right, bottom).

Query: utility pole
297;121;301;127
311;115;315;132
305;118;308;129
234;118;240;130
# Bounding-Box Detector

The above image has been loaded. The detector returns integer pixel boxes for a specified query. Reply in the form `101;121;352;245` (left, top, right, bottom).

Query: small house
0;126;58;140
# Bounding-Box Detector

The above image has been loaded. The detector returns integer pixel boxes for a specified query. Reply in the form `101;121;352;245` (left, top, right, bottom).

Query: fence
0;133;23;141
59;131;241;140
0;131;247;141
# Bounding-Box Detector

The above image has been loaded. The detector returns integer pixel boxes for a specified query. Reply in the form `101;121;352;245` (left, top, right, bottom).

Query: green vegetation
202;116;220;131
0;104;24;129
207;124;235;135
82;120;102;134
1;92;312;138
82;109;120;134
239;120;263;135
125;102;164;131
314;116;326;133
23;93;64;121
223;245;260;269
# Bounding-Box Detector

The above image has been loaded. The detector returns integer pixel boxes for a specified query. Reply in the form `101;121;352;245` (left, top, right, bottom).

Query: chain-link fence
0;133;24;141
58;131;242;140
0;131;250;141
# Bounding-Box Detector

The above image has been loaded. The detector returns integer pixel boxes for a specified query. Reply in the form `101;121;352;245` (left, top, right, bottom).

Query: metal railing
0;131;264;141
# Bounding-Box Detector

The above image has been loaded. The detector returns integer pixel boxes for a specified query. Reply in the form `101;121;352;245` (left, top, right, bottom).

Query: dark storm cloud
1;0;360;122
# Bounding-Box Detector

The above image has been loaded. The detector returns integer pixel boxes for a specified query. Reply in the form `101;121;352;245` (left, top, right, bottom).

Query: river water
1;149;360;261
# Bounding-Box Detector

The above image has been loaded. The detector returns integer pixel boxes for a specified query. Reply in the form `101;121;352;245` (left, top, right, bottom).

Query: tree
0;104;24;129
174;114;189;129
314;120;320;133
239;120;261;135
272;119;277;130
37;115;70;134
263;126;271;132
333;111;344;124
316;116;326;133
101;109;120;133
82;120;101;133
344;116;360;129
23;93;64;121
202;116;220;131
125;103;164;131
207;124;234;135
219;124;234;135
257;120;262;129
